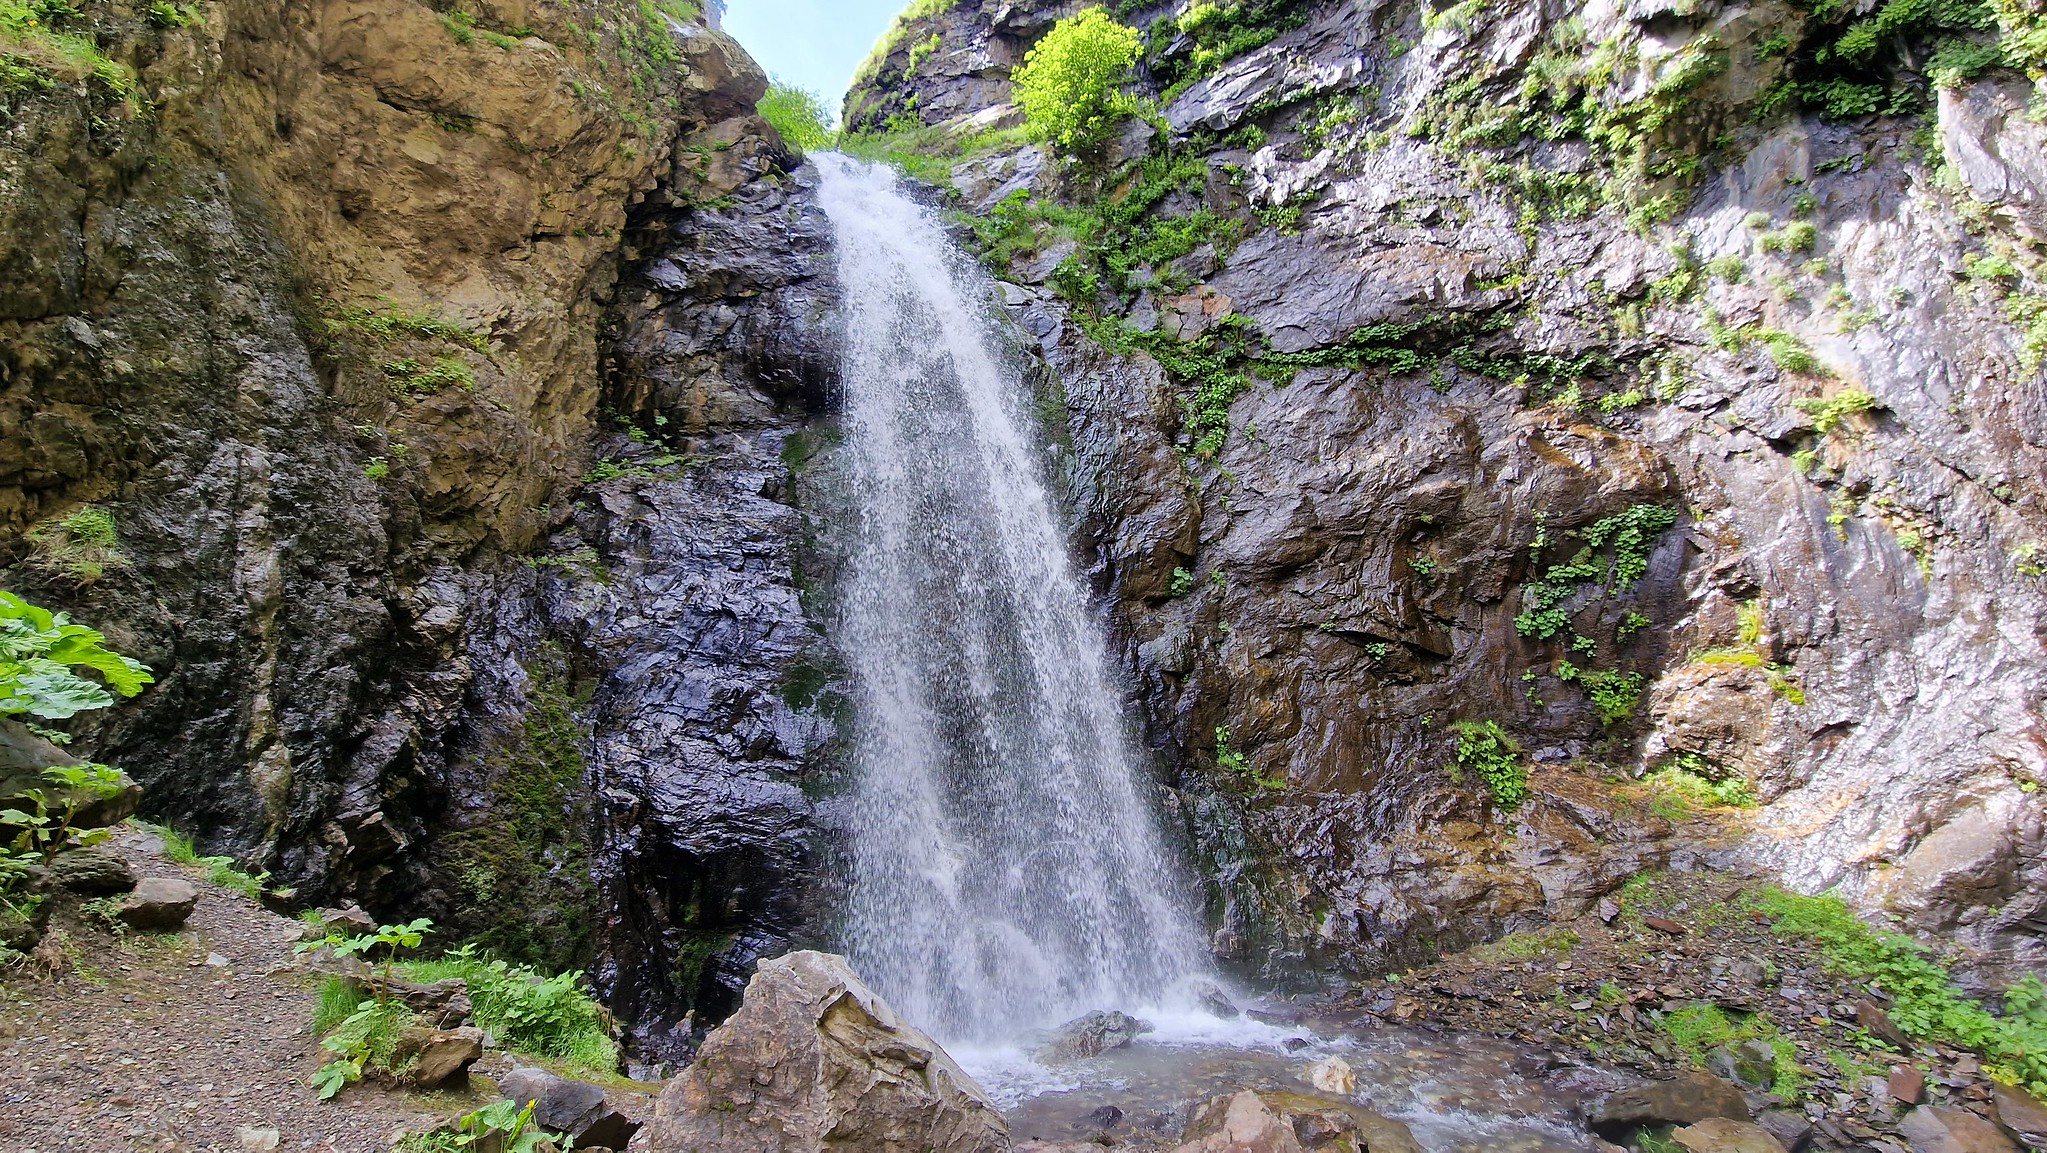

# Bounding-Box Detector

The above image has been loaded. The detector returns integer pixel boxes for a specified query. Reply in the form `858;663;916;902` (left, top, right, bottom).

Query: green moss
435;645;595;973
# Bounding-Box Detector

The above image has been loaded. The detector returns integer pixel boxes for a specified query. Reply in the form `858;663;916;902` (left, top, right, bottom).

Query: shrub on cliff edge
1012;7;1141;155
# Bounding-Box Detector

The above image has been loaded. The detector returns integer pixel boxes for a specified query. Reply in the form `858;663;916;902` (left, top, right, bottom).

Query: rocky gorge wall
845;0;2047;990
0;0;835;1054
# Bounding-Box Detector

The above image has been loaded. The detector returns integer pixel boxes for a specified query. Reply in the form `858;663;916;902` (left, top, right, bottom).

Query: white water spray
815;153;1209;1044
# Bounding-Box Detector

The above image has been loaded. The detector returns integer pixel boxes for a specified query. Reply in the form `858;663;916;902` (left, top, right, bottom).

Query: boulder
1196;982;1241;1019
632;951;1008;1153
1171;1090;1421;1153
1672;1118;1788;1153
398;1025;485;1088
1041;1010;1152;1061
1706;1040;1778;1090
1991;1082;2047;1149
1591;1071;1750;1135
1900;1105;2020;1153
48;849;136;896
116;877;199;931
1755;1109;1814;1152
501;1065;640;1150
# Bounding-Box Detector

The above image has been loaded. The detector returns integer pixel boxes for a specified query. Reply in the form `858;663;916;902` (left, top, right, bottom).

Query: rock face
843;0;2047;986
0;0;834;1052
634;951;1010;1153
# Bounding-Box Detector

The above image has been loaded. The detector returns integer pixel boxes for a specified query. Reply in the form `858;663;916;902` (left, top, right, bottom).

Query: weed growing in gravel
1754;888;2047;1095
139;821;269;900
1656;1003;1805;1098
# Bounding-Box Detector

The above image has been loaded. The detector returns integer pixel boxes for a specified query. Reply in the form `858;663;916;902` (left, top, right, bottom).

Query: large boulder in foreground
1171;1090;1422;1153
631;951;1009;1153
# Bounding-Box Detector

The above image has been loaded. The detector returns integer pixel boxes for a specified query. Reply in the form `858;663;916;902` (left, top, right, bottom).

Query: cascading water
814;153;1209;1045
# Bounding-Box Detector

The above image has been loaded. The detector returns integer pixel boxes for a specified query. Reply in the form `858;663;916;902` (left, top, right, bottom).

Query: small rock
237;1127;281;1153
1043;1010;1152;1061
1899;1104;2020;1153
499;1065;639;1149
1991;1081;2047;1148
206;952;229;968
1174;1091;1420;1153
1857;999;1915;1051
1890;1065;1928;1105
1282;1036;1312;1052
1085;1105;1123;1129
116;878;199;931
1598;898;1621;923
1306;1056;1355;1095
1644;916;1689;935
1672;1117;1789;1153
47;849;136;895
402;1025;485;1088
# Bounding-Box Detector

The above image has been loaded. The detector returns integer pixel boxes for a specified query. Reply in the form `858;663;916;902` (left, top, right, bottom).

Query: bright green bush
758;81;831;152
1011;7;1141;154
401;947;618;1071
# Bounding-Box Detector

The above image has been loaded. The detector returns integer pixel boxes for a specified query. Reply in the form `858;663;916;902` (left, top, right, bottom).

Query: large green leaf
0;591;151;718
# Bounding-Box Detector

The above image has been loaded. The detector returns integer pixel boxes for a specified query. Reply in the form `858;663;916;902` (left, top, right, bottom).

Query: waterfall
815;153;1209;1044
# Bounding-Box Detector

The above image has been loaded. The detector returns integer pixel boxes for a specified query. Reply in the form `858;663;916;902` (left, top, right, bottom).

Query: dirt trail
0;830;481;1153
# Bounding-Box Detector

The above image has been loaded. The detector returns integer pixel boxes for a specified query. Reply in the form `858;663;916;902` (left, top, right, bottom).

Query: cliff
0;0;831;1052
844;0;2047;988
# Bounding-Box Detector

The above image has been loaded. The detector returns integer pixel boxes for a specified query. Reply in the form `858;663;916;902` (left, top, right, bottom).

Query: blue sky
723;0;910;119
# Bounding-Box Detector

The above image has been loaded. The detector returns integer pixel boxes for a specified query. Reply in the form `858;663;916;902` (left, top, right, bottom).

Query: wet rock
1707;1040;1779;1090
1991;1081;2047;1148
635;951;1007;1153
1591;1071;1751;1134
399;1025;485;1088
500;1065;640;1150
1042;1010;1153;1061
1197;982;1241;1019
1173;1090;1420;1153
47;850;135;896
1899;1105;2020;1153
1086;1105;1123;1130
1304;1056;1354;1095
1672;1118;1789;1153
116;878;199;931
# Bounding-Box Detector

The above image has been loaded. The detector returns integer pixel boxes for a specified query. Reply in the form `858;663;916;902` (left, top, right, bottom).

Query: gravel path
0;831;479;1153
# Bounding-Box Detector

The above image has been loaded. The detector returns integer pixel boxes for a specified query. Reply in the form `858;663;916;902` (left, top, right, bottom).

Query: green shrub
1451;720;1529;811
758;81;830;152
1011;7;1141;154
1755;888;2047;1095
400;948;618;1071
1792;387;1877;433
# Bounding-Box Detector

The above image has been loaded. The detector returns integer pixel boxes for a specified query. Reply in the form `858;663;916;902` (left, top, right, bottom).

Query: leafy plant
0;591;153;720
1793;388;1879;433
759;81;831;151
1011;7;1142;154
1168;567;1195;597
1451;720;1528;811
399;946;619;1070
397;1100;566;1153
1213;725;1284;793
1756;888;2047;1095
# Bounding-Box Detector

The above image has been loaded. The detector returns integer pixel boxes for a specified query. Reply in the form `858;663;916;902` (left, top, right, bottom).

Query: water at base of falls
814;152;1210;1046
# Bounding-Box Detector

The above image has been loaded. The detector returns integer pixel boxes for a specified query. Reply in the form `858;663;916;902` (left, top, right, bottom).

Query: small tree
758;81;832;152
1012;7;1142;155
